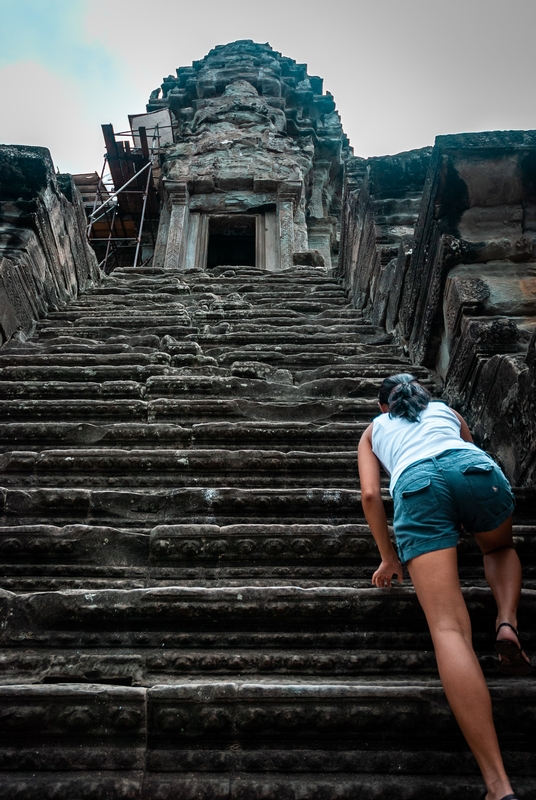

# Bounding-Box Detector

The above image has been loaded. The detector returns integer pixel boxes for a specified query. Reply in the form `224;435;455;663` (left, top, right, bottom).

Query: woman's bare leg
408;546;514;800
475;516;524;653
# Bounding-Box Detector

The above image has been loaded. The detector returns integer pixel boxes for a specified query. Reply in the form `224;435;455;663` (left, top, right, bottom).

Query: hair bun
378;373;431;423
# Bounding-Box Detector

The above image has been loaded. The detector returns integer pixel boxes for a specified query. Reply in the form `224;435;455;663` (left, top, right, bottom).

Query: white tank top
371;401;477;493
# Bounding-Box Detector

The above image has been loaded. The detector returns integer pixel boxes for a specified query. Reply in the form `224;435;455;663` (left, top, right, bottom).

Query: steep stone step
215;349;409;366
147;398;377;424
0;422;364;452
0;397;376;423
1;521;534;592
37;326;199;340
0;521;534;586
1;585;534;646
0;486;379;526
0;353;171;367
0;448;360;488
0;365;171;383
143;375;391;400
190;332;382;348
0;398;147;419
0;423;192;451
0;679;533;798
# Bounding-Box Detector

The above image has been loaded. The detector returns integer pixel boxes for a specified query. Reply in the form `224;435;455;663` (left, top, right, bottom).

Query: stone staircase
0;265;534;800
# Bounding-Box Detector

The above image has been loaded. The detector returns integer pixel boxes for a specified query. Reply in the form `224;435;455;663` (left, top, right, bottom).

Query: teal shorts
392;449;515;564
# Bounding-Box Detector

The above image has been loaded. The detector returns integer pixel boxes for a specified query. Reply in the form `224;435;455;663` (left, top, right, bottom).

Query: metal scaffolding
77;122;166;273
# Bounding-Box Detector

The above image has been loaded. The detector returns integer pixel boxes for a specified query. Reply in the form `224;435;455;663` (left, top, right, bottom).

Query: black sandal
495;622;532;676
481;793;519;800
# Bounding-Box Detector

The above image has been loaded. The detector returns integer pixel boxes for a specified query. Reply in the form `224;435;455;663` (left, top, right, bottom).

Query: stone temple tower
146;40;351;272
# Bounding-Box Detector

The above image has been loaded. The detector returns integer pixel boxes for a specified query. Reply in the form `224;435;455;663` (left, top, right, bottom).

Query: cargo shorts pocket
461;463;504;502
399;476;440;523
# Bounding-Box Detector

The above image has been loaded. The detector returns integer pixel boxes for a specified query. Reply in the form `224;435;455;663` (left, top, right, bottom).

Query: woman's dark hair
378;373;431;423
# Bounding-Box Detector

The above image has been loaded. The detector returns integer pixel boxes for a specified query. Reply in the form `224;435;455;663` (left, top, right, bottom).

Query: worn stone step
6;569;536;594
190;421;365;449
86;282;190;297
0;340;154;355
0;522;371;567
0;448;360;488
37;314;192;330
188;280;345;291
0;641;526;685
0;365;171;383
0;521;381;567
0;398;147;420
147;398;377;424
0;594;531;659
199;325;373;340
192;309;364;323
0;423;191;451
0;422;363;452
44;305;191;320
0;398;375;424
0;770;534;800
215;349;411;367
191;331;382;346
1;585;533;643
144;375;387;400
205;342;402;358
0;352;171;367
0;383;144;402
71;293;189;307
0;646;439;684
37;326;199;341
0;487;377;526
0;523;534;589
0;680;533;781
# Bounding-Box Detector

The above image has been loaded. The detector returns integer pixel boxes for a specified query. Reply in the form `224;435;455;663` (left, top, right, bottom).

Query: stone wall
337;131;536;487
0;145;100;347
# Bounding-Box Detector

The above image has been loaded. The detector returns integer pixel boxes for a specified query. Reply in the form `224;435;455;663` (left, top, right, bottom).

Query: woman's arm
358;424;403;587
451;409;474;443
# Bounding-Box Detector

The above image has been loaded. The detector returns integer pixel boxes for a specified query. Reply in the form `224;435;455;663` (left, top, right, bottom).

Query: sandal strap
496;622;519;637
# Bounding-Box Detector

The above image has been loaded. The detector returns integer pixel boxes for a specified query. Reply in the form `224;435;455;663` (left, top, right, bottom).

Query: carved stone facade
0;146;99;346
147;41;350;272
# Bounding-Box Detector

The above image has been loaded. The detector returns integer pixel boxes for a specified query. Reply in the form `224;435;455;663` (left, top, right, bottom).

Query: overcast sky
1;0;535;175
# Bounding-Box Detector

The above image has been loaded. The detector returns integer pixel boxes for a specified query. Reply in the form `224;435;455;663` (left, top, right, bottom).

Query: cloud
0;0;116;82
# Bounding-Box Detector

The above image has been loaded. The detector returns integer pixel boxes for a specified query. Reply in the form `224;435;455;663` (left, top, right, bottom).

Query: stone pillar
163;181;189;270
293;196;309;252
307;219;333;269
309;162;331;219
277;181;302;271
153;201;170;269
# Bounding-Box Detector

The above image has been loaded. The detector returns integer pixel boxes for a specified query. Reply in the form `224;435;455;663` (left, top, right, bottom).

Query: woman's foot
495;622;532;675
482;794;518;800
481;788;519;799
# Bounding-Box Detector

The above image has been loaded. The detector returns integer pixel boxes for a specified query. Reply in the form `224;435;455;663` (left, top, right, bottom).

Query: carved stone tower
146;40;351;272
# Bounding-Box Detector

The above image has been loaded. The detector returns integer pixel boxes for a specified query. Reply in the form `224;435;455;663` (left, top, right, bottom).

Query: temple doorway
206;215;256;268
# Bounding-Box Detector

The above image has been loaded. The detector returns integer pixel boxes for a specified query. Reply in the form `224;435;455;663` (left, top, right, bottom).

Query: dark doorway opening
207;215;256;268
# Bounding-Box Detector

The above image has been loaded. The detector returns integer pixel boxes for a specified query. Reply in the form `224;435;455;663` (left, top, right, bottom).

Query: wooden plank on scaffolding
101;124;125;190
